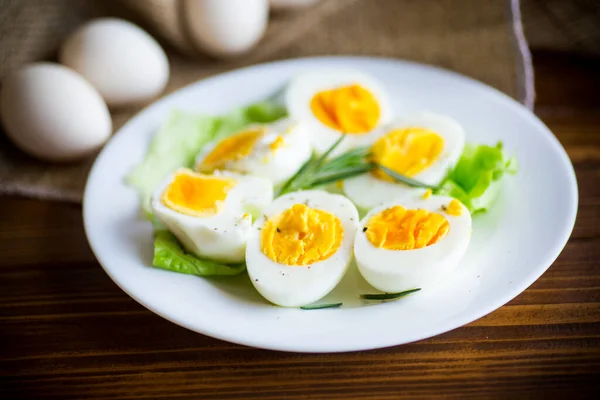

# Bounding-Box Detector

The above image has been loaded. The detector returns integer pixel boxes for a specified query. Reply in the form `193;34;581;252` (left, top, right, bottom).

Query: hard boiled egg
152;169;273;263
354;192;472;293
246;190;359;307
343;111;465;211
60;18;169;108
195;118;312;186
285;69;392;154
0;63;111;162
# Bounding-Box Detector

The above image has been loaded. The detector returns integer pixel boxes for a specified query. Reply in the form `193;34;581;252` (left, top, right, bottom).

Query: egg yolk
365;206;449;250
261;204;343;266
445;199;463;216
310;84;380;134
161;169;237;217
269;135;286;152
200;128;265;171
371;127;444;181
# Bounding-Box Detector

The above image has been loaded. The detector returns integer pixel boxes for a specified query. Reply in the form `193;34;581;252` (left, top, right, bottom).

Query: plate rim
83;55;579;353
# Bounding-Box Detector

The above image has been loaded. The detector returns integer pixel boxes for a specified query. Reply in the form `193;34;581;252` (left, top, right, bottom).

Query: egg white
195;118;312;186
354;192;472;293
245;190;359;307
285;69;393;154
152;170;273;264
343;111;465;211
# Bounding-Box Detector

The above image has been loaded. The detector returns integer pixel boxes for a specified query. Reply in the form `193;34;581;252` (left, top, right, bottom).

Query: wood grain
1;50;599;399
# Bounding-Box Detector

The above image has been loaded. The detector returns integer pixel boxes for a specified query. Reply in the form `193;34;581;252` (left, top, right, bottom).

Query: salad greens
153;230;246;276
360;288;422;300
126;101;286;216
436;142;517;214
300;303;343;310
278;136;374;196
376;164;440;190
278;136;440;197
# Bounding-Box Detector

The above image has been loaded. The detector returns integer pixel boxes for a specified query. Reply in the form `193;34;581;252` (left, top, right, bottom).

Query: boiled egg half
195;118;311;186
285;69;392;154
354;191;472;293
343;111;465;211
246;190;359;307
152;168;273;263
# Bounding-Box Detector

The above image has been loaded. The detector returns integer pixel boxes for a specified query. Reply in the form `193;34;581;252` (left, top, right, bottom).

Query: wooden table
1;50;599;399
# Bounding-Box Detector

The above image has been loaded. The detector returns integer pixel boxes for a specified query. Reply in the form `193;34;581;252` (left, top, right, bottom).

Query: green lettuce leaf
126;101;287;216
153;230;246;276
244;101;288;123
437;142;517;214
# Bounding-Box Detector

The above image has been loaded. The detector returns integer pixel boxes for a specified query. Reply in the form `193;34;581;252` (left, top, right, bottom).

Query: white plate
84;57;578;353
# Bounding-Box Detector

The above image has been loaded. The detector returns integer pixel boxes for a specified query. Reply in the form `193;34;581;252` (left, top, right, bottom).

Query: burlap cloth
0;0;533;203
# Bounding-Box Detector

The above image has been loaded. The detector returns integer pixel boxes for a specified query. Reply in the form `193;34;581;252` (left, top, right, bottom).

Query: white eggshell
184;0;268;58
270;0;320;11
59;18;169;108
0;63;112;162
